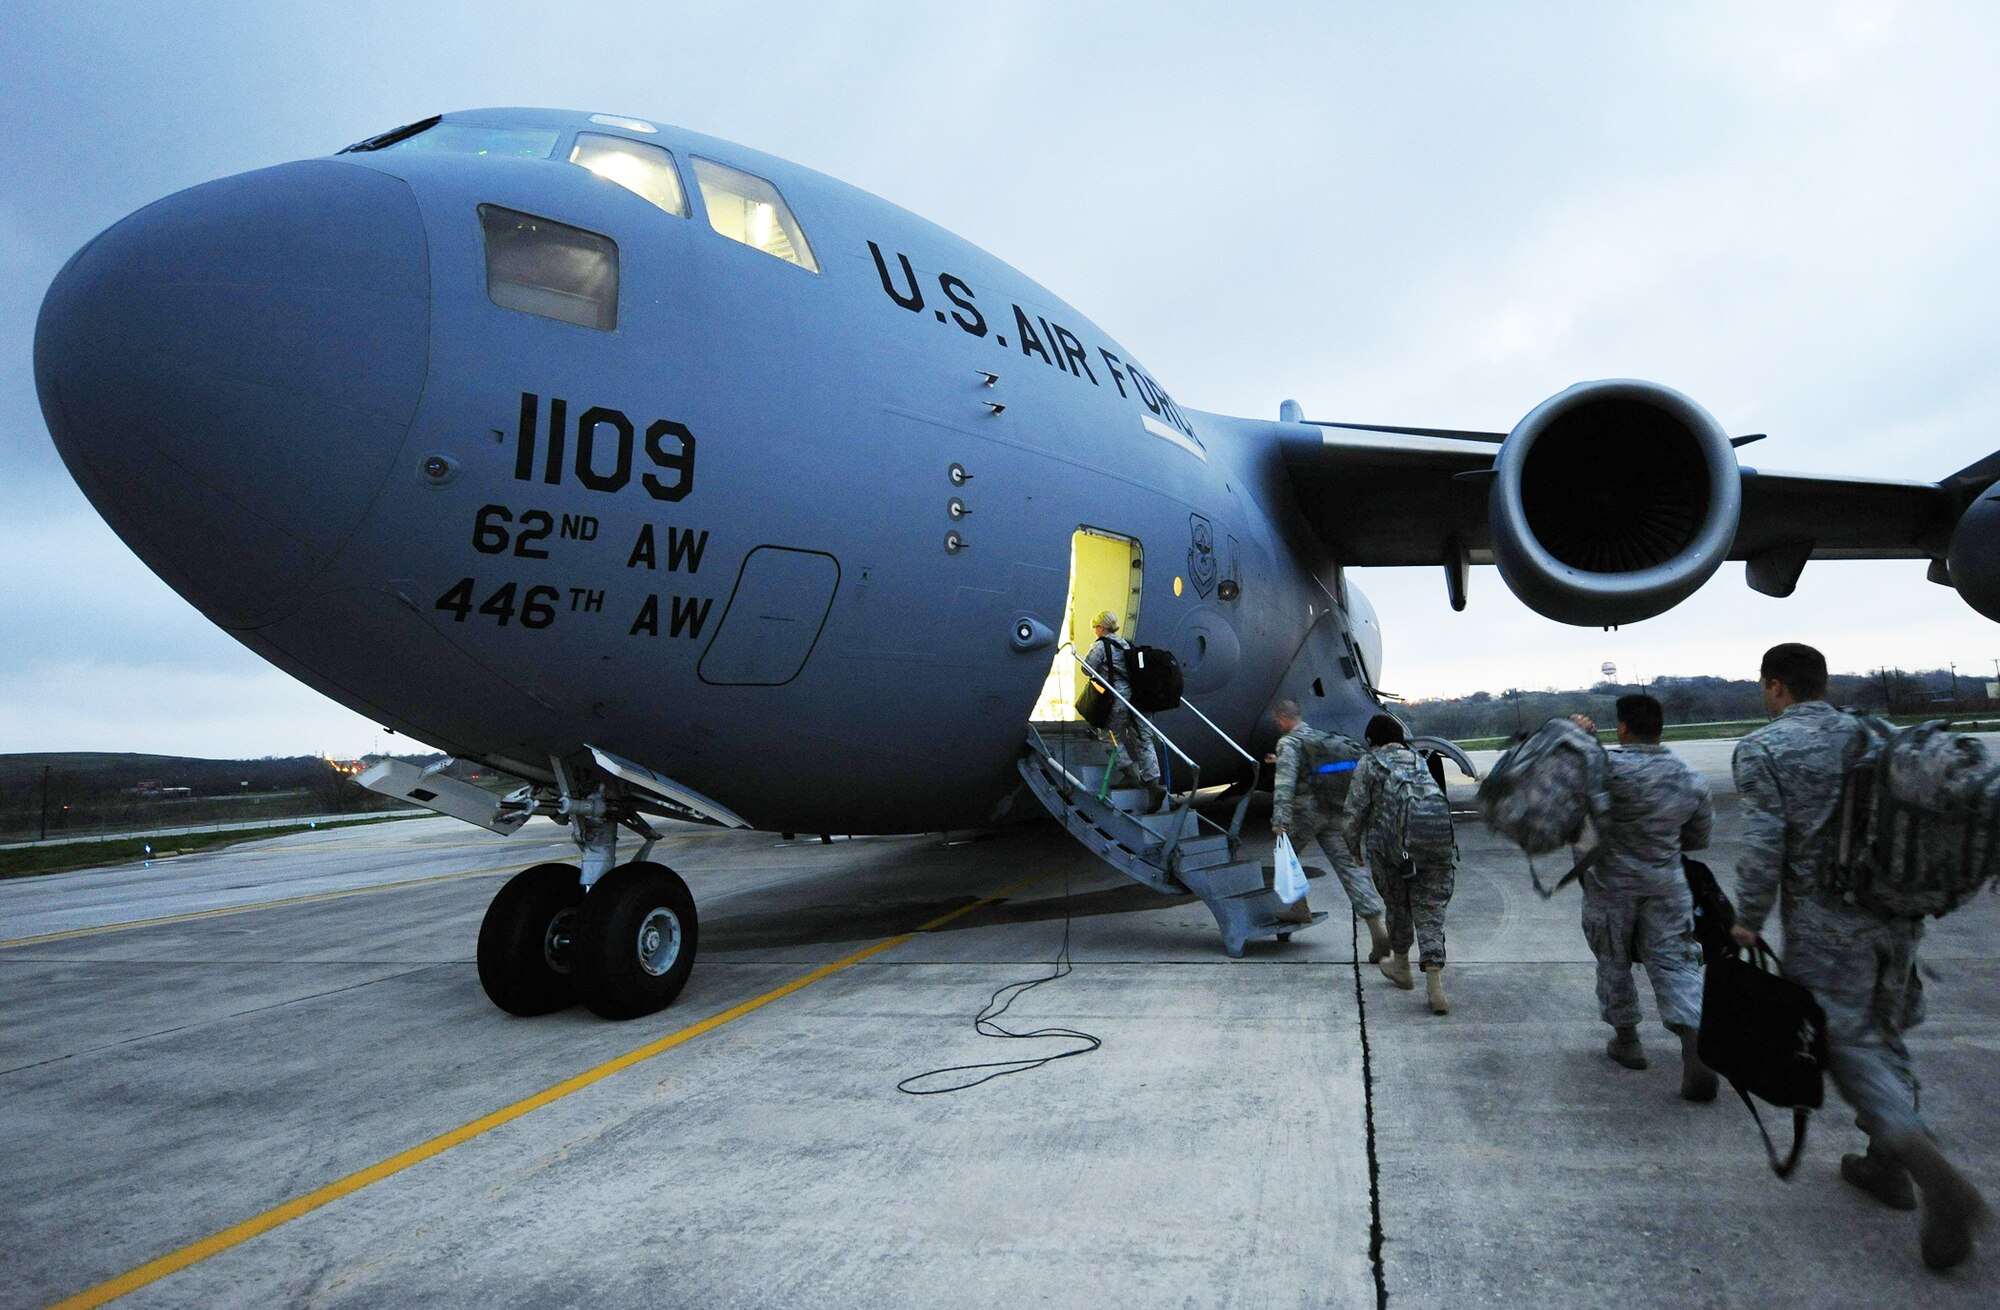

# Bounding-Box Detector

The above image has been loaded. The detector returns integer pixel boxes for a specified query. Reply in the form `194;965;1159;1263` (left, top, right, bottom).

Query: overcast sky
5;2;2000;758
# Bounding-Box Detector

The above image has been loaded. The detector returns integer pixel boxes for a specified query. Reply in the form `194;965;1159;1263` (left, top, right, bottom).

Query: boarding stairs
1018;651;1328;957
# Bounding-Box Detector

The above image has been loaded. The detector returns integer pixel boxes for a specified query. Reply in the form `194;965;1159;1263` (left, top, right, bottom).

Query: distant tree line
1400;667;1992;741
0;753;450;841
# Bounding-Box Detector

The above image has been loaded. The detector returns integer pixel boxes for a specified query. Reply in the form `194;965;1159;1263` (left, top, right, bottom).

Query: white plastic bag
1274;832;1310;904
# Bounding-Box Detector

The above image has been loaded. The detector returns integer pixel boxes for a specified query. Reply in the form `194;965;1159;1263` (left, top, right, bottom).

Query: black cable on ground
897;863;1101;1095
1351;913;1390;1309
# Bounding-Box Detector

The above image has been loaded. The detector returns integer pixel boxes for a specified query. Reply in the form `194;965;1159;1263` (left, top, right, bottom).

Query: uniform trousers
1294;822;1384;919
1579;880;1703;1031
1100;699;1160;785
1369;853;1454;968
1782;895;1927;1141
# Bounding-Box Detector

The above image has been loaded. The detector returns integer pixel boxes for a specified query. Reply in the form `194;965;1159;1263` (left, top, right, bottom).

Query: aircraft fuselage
37;109;1385;833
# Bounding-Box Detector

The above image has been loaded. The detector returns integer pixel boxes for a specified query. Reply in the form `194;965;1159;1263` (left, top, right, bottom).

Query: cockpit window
569;133;688;217
385;121;560;160
691;157;819;273
478;206;619;331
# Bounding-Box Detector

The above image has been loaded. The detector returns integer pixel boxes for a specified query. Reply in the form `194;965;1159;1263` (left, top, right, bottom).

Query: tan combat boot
1841;1140;1916;1211
1669;1024;1718;1102
1889;1131;1989;1271
1378;952;1414;989
1423;964;1449;1014
1364;915;1391;963
1606;1026;1647;1070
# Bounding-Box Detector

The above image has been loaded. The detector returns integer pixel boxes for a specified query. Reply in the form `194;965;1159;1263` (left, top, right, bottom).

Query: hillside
0;752;499;842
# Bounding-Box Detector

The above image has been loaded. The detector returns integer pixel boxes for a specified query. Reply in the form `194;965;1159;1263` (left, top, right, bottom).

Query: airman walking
1571;695;1718;1100
1731;642;1987;1270
1270;699;1392;952
1085;611;1163;812
1344;714;1457;1014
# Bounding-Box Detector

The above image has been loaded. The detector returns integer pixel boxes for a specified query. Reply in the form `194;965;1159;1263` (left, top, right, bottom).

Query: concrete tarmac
0;747;1995;1309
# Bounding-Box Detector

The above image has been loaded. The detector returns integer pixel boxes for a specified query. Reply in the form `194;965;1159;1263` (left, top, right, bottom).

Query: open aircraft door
1034;526;1142;721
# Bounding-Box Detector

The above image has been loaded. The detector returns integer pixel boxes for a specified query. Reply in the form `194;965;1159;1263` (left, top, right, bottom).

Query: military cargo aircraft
35;108;2000;1020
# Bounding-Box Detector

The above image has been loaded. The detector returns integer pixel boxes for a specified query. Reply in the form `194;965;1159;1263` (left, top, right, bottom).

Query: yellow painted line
45;874;1041;1309
0;861;543;950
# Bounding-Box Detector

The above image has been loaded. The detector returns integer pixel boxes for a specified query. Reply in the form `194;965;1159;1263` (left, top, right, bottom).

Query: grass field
0;813;424;881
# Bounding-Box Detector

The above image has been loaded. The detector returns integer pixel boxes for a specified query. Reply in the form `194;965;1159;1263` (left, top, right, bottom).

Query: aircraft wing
1277;424;1501;568
1274;384;1992;624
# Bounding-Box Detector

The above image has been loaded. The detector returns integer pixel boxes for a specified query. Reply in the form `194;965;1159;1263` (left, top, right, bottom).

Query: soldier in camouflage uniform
1343;714;1456;1011
1084;611;1163;812
1571;696;1718;1100
1270;699;1391;953
1732;643;1986;1271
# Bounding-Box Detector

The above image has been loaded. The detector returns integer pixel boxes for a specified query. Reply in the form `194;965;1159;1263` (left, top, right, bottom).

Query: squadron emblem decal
1188;514;1218;599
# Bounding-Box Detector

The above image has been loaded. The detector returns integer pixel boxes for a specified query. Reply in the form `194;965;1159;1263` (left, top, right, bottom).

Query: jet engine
1946;482;2000;622
1488;379;1742;626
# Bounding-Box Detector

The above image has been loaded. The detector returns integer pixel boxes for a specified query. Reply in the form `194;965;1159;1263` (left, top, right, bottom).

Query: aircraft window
386;121;560;160
692;157;819;273
569;134;688;217
478;206;619;331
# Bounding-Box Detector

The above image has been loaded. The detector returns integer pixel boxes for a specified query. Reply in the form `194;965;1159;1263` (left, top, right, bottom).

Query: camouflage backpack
1377;748;1456;865
1300;729;1366;810
1478;717;1612;856
1830;718;2000;918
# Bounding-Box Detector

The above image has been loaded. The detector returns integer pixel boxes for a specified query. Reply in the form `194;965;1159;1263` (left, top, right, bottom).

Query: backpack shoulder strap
1528;844;1603;901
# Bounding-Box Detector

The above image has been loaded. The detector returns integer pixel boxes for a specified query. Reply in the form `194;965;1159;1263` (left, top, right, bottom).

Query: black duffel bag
1682;856;1738;964
1126;644;1183;713
1075;676;1114;729
1698;937;1829;1178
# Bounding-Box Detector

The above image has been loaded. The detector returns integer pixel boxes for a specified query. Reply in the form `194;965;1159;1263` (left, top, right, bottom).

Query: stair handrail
1058;644;1203;864
1170;694;1266;840
1025;721;1097;799
1174;695;1259;770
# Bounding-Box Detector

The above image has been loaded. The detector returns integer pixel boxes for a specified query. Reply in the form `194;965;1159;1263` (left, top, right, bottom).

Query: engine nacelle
1488;379;1742;626
1946;482;2000;622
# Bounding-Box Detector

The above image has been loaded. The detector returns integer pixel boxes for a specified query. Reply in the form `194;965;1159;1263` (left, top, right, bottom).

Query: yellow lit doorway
1034;526;1143;721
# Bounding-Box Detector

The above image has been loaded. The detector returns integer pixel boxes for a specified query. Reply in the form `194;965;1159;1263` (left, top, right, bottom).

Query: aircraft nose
35;159;430;628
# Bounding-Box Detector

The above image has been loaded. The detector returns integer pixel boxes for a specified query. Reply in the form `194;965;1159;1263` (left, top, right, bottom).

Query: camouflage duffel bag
1478;716;1611;855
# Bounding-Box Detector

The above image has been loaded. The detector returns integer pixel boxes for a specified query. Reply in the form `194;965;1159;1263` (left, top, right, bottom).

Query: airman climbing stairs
1018;717;1329;957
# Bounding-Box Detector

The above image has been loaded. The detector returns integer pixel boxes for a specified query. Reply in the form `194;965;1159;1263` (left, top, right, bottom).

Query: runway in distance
34;107;2000;1020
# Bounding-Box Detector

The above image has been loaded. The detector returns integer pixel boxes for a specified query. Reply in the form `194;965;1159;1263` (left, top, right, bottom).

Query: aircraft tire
573;861;699;1020
477;863;585;1016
